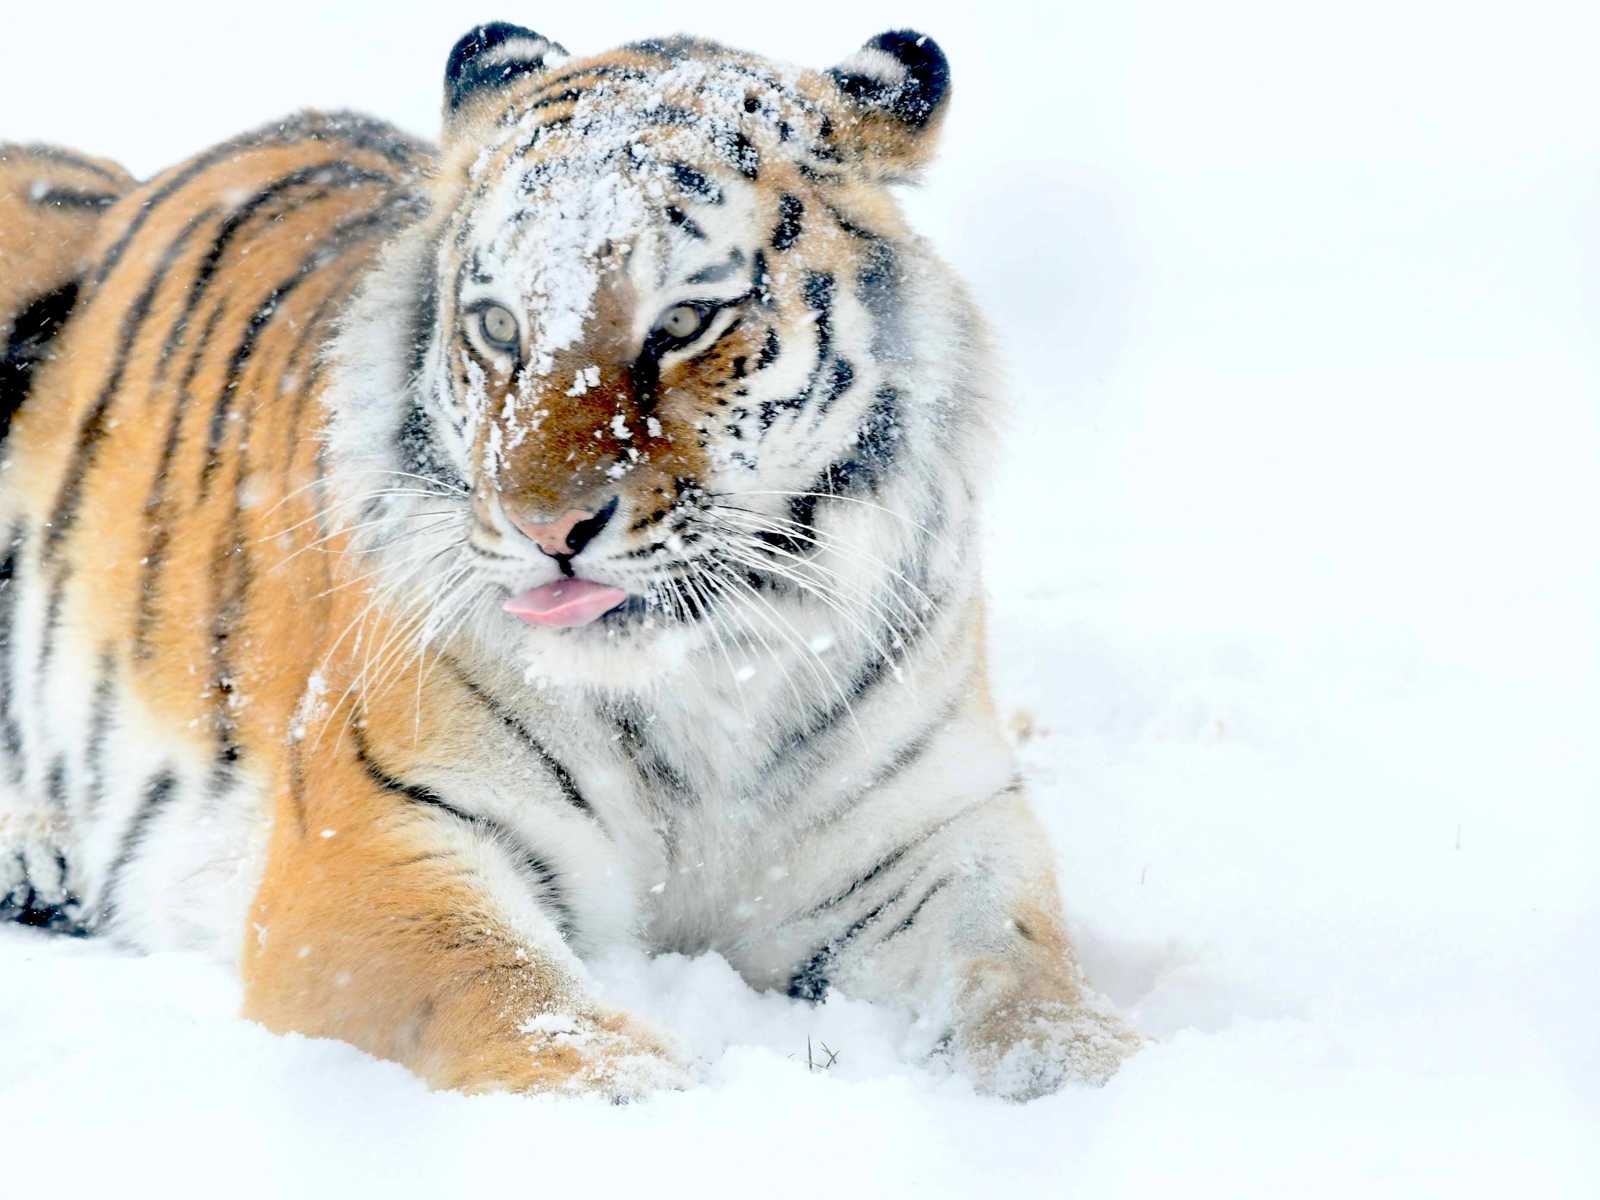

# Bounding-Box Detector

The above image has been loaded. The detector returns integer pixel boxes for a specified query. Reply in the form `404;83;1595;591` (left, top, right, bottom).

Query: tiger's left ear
824;31;951;179
443;22;569;128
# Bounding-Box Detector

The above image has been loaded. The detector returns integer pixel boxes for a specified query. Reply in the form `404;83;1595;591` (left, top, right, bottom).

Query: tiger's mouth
496;560;736;635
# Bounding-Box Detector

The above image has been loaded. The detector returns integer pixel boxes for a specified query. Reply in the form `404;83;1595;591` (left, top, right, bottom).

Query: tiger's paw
0;805;84;933
512;1008;692;1102
953;987;1143;1101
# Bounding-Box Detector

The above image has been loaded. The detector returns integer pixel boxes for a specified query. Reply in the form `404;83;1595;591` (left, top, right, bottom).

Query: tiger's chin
471;592;711;693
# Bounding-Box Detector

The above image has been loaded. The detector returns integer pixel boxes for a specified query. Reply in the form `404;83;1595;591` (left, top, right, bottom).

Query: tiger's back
0;114;431;946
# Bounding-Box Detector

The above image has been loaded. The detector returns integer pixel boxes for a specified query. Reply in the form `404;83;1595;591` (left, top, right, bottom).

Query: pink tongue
503;578;628;628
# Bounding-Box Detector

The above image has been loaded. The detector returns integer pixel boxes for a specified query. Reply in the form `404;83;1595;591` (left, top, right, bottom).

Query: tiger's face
330;27;981;688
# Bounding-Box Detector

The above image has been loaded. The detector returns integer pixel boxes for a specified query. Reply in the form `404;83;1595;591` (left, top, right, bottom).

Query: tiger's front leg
778;783;1141;1100
240;742;679;1098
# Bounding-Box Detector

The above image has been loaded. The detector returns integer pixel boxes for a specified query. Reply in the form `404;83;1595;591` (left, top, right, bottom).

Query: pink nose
508;508;597;557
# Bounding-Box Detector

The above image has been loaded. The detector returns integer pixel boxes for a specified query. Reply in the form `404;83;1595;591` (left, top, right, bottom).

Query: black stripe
35;565;70;680
99;769;178;926
45;755;67;808
631;331;664;416
791;629;917;750
282;260;367;460
751;250;773;308
515;64;643;108
755;326;780;371
805;843;915;918
204;444;251;794
201;179;364;792
131;297;223;659
29;187;119;211
523;87;588;112
203;215;355;794
92;111;423;289
815;357;856;416
83;649;116;819
670;162;723;205
867;695;949;784
787;883;911;1002
684;248;745;286
196;189;428;499
352;727;577;939
756;271;832;430
605;698;696;859
0;521;27;783
789;702;959;904
879;875;953;943
407;228;443;382
153;161;394;391
0;280;80;446
188;179;416;496
665;205;706;240
804;700;958;836
813;385;900;494
42;208;213;565
686;318;746;369
609;701;694;802
797;164;845;186
724;130;759;180
771;194;803;251
787;784;1010;1003
397;391;469;496
856;238;905;363
761;574;948;774
446;663;597;821
824;202;883;243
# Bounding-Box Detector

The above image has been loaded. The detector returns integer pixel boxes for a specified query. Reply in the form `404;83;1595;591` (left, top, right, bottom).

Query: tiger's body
0;27;1136;1098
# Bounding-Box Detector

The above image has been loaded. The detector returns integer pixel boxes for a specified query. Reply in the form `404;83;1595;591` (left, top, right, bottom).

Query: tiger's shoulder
0;113;439;777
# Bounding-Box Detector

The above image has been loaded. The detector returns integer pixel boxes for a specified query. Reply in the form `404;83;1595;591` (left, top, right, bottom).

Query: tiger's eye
478;304;519;350
659;304;704;340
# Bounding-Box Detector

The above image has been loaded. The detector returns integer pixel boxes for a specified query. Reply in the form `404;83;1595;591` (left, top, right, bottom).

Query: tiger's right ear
821;31;951;180
444;22;569;125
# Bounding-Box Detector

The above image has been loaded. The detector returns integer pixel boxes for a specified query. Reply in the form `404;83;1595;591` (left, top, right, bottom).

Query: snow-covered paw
958;995;1143;1101
0;806;83;932
519;1009;691;1102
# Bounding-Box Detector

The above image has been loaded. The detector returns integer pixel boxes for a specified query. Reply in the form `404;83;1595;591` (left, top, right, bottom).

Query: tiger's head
327;26;993;691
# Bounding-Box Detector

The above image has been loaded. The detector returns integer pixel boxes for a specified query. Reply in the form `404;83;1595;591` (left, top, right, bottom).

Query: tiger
0;24;1139;1099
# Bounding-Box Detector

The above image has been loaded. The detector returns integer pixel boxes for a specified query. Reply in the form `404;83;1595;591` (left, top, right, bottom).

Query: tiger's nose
508;497;618;558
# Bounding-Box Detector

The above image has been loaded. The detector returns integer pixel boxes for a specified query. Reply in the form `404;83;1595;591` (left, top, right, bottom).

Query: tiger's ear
823;31;951;179
444;22;569;125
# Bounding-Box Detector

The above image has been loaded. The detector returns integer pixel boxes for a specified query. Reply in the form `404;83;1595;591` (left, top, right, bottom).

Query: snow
4;0;1598;1195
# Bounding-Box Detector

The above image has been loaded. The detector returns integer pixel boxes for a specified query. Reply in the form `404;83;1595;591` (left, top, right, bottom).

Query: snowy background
4;1;1598;1194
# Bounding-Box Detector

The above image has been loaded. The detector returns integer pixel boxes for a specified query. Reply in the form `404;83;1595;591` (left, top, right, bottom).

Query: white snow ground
3;2;1597;1195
